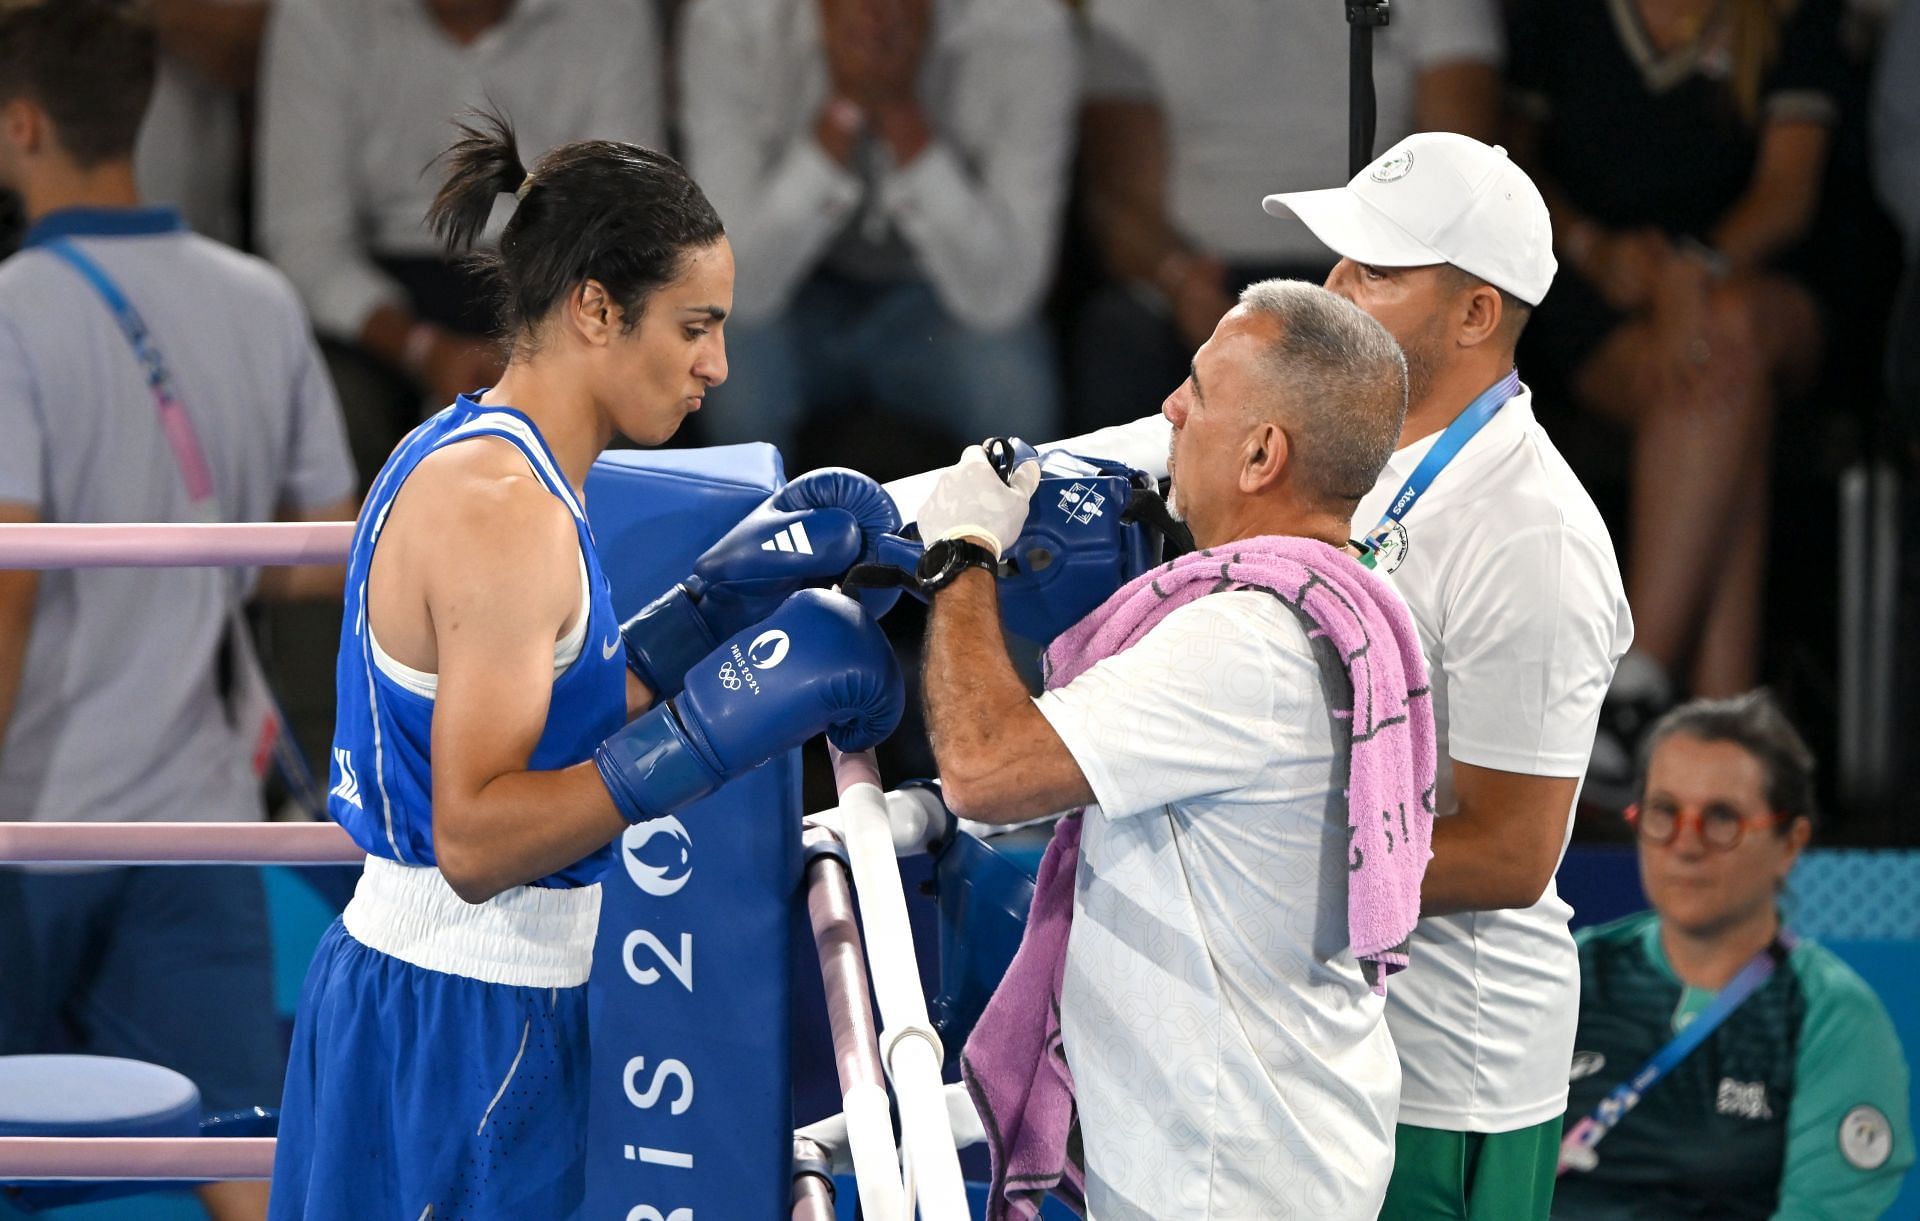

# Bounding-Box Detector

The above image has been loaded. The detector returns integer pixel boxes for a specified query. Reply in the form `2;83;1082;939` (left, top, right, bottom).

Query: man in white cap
1252;131;1633;1218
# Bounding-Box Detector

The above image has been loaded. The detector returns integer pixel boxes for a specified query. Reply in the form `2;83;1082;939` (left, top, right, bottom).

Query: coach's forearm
1418;762;1577;916
923;570;1091;823
1419;817;1556;915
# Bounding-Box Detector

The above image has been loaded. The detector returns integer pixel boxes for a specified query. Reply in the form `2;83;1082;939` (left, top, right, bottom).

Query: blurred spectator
1874;0;1920;258
1873;0;1920;427
0;4;355;1220
1559;691;1913;1219
677;0;1075;463
1507;0;1844;795
1071;0;1503;430
135;0;266;247
257;0;664;485
0;184;19;258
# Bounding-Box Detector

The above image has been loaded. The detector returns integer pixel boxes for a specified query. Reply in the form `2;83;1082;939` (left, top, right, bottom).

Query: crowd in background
0;0;1914;832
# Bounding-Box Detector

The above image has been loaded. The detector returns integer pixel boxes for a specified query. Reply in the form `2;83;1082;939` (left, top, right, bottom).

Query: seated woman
1558;691;1913;1219
1506;0;1846;791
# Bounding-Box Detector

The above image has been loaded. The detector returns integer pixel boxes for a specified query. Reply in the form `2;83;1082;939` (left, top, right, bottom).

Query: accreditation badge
1365;520;1410;575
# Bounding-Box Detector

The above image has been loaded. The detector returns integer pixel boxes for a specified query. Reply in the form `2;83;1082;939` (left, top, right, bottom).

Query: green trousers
1377;1115;1563;1220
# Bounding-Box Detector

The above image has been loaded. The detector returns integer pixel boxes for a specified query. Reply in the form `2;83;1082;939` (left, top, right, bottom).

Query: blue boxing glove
596;589;905;824
621;468;901;697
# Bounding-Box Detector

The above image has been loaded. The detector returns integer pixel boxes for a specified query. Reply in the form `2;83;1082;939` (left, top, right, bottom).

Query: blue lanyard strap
1358;369;1520;562
1560;929;1798;1171
45;238;214;505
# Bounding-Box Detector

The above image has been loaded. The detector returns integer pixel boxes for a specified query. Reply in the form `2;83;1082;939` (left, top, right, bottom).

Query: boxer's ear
570;278;614;345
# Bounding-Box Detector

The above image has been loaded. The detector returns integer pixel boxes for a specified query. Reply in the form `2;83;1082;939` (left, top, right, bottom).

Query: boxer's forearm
922;570;1091;824
433;760;629;904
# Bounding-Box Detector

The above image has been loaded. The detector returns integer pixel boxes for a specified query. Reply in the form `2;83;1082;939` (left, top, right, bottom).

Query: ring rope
0;821;361;865
0;522;352;569
0;1136;276;1181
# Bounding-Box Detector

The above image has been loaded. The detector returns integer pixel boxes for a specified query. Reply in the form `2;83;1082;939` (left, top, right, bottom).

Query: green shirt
1555;912;1913;1220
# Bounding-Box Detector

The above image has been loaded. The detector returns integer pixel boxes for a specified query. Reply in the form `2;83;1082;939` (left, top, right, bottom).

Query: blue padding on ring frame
0;1055;200;1139
929;827;1050;1072
581;443;801;1220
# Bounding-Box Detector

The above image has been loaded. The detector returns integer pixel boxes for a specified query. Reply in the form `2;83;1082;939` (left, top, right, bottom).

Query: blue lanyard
45;238;215;508
1559;929;1797;1173
1357;369;1520;566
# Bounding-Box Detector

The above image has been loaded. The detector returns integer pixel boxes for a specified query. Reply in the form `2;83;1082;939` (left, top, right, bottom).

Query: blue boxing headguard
993;449;1166;642
856;440;1187;646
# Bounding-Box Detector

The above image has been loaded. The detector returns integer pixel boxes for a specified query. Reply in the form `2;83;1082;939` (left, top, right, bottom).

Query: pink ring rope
0;524;359;864
0;522;353;569
0;1137;276;1181
0;523;357;1184
0;821;362;865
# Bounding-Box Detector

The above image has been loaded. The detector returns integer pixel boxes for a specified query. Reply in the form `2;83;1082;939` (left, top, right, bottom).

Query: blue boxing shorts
269;857;601;1220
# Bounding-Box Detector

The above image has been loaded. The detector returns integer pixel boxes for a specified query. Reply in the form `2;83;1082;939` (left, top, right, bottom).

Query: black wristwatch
916;537;998;593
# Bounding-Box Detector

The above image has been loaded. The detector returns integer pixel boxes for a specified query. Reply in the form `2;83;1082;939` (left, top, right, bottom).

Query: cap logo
1369;150;1415;183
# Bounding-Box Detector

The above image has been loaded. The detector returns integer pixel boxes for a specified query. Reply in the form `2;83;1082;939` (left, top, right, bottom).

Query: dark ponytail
425;106;725;350
426;109;527;256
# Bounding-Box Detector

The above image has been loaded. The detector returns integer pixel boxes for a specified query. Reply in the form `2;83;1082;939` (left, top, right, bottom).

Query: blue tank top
325;397;628;887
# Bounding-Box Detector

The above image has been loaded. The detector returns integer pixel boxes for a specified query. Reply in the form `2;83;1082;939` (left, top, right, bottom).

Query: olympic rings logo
717;662;741;690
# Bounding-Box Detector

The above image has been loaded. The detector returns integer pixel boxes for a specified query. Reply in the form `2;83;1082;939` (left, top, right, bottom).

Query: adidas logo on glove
759;523;813;555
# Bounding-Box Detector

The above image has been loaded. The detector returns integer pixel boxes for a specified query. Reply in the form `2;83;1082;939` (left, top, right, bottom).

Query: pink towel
960;536;1436;1220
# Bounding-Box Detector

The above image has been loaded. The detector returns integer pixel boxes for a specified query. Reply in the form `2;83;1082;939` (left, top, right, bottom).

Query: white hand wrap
915;445;1041;558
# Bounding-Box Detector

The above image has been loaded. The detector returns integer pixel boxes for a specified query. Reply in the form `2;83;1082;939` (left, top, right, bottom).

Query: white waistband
342;855;600;988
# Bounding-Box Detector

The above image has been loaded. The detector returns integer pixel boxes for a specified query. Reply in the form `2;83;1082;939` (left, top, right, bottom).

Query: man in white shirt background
1072;0;1503;433
676;0;1075;473
1263;132;1635;1219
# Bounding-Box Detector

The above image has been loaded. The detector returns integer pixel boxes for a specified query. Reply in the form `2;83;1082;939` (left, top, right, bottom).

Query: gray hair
1236;279;1409;509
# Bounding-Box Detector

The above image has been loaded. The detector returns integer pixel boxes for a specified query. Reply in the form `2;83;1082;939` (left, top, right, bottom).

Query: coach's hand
595;590;905;824
621;468;900;697
918;444;1040;558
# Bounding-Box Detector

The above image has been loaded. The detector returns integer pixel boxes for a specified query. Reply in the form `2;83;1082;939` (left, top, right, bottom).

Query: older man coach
915;281;1428;1219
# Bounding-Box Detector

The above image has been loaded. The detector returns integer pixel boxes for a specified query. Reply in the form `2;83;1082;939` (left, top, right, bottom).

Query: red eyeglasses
1625;801;1786;851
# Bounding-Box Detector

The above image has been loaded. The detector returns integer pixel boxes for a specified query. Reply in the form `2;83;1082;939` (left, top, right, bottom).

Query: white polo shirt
1350;383;1633;1132
1034;591;1400;1220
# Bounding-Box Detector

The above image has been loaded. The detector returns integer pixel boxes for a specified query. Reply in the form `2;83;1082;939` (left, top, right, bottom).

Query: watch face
916;539;991;590
916;539;955;584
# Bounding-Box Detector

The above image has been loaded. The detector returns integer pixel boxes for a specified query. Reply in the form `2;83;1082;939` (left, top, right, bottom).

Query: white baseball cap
1260;132;1557;306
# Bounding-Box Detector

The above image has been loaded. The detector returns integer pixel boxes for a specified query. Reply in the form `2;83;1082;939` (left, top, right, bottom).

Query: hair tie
514;173;535;202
